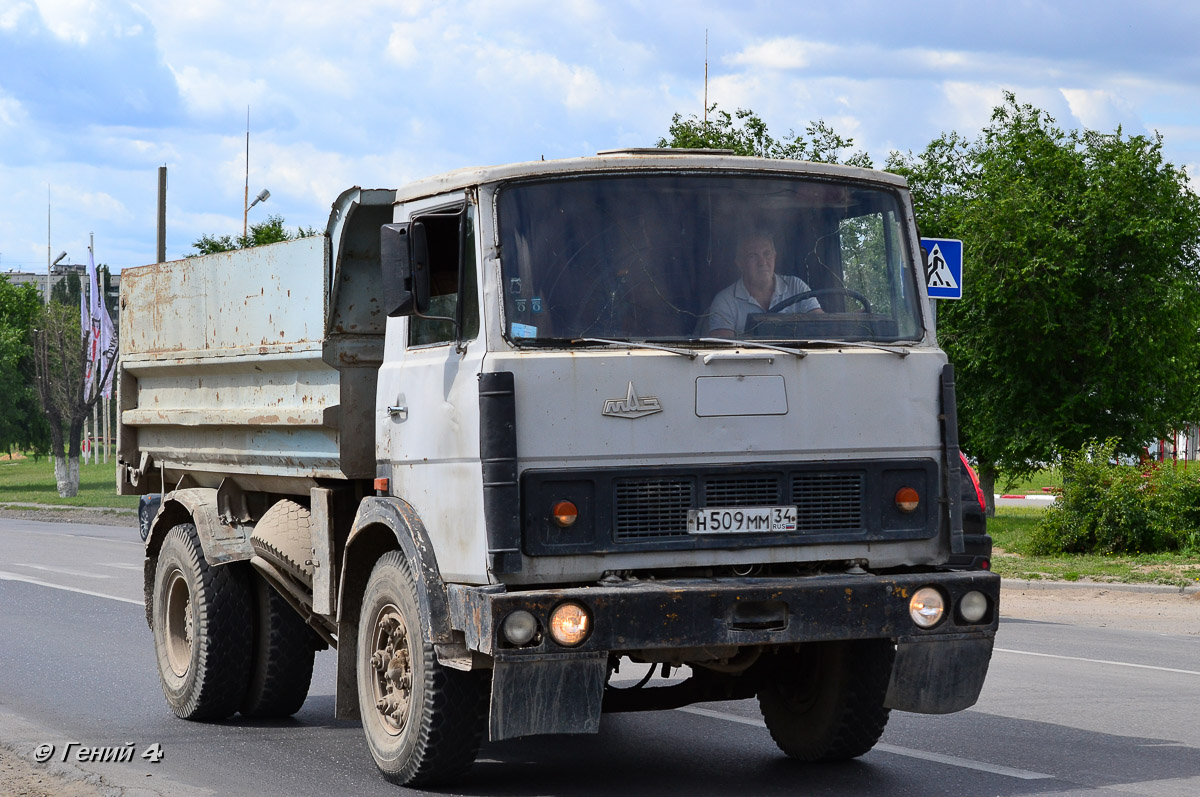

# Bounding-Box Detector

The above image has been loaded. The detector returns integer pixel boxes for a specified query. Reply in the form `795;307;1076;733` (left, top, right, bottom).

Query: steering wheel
768;287;873;315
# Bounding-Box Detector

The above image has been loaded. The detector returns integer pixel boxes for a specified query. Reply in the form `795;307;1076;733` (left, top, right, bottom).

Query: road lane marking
15;564;116;579
995;648;1200;677
100;562;142;570
0;570;141;605
677;706;1054;780
0;527;139;545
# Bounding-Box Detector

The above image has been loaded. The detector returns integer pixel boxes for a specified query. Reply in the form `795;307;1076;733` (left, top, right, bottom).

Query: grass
988;507;1200;588
997;468;1061;495
0;453;138;510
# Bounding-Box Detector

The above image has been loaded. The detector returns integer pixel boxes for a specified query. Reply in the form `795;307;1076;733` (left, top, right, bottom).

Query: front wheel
356;551;489;786
151;523;253;720
757;639;895;762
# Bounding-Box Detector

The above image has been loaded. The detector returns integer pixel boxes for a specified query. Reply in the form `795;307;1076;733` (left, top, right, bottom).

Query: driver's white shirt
704;274;819;334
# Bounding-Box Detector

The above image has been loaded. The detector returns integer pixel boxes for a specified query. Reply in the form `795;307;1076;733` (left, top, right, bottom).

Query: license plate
687;506;798;534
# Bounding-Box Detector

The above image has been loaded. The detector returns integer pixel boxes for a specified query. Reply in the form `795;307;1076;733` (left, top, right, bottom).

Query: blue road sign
921;237;963;300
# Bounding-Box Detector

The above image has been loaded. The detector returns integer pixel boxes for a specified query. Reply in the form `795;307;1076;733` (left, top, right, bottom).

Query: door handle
387;405;408;421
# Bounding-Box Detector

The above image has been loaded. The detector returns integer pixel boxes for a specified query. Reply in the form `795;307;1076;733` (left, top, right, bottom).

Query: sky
2;0;1200;272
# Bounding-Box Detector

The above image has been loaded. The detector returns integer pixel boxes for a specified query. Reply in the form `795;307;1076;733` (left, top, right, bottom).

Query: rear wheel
757;639;895;762
241;573;317;718
151;523;253;720
356;551;489;786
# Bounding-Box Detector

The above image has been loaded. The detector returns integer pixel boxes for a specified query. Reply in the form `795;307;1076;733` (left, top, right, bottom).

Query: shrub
1031;439;1200;555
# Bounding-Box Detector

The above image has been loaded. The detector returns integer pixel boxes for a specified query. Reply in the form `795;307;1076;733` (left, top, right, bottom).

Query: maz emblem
602;382;663;419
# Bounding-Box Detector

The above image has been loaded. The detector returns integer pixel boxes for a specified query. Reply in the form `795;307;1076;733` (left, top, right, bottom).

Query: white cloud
940;81;1006;133
167;63;270;116
31;0;143;44
0;91;24;127
727;37;827;70
0;1;33;30
1060;88;1137;131
76;189;130;222
386;21;423;67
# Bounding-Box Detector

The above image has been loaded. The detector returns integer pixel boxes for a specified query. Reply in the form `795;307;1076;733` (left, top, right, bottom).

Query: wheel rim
368;602;413;737
164;568;193;677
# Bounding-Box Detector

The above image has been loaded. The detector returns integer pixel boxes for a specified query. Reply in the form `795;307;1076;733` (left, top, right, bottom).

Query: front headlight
909;587;946;628
959;590;989;624
549;602;591;647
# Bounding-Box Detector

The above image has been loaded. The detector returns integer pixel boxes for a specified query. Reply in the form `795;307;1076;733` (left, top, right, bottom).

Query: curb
1002;578;1200;596
995;493;1057;503
0;501;136;515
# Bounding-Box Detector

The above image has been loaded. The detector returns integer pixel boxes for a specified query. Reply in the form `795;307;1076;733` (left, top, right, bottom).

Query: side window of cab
408;205;480;347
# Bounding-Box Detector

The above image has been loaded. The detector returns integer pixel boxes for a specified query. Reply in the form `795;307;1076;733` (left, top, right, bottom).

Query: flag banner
83;247;99;401
83;245;117;401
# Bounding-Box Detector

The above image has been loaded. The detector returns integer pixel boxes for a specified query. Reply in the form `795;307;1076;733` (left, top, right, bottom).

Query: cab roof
391;150;908;205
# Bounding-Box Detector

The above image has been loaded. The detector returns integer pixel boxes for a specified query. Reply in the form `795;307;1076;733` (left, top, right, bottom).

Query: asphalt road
1;516;1198;796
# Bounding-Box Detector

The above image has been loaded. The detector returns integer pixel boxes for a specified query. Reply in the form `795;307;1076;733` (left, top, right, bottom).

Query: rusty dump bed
117;188;395;496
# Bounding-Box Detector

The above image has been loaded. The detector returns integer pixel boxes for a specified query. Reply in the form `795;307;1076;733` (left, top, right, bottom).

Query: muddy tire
357;551;489;786
757;639;895;762
151;523;253;720
241;574;317;718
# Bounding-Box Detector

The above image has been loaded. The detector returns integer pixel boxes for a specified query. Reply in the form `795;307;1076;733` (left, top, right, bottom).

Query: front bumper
449;569;999;657
449;569;1000;741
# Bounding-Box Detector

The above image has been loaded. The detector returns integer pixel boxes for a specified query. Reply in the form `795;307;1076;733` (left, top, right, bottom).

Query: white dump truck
118;150;999;786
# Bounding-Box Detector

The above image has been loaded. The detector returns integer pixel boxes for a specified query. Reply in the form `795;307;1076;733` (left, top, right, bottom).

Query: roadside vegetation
997;468;1061;495
0;453;137;510
990;508;1200;588
989;441;1200;587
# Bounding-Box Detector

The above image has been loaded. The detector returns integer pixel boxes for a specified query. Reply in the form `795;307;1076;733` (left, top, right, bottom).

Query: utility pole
156;166;167;264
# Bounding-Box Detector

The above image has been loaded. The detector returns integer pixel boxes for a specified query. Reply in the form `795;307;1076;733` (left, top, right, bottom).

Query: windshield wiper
697;337;807;360
574;338;698;359
790;339;911;358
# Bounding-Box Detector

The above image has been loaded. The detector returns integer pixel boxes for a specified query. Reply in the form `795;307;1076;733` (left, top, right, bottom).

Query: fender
335;496;457;720
338;496;452;643
144;487;254;565
142;487;254;627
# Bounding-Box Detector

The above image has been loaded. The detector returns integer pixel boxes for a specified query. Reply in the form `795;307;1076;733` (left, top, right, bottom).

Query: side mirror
409;221;431;315
380;222;431;317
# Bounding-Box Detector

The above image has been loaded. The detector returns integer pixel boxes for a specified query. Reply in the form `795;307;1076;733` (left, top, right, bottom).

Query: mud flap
489;652;606;741
884;635;994;714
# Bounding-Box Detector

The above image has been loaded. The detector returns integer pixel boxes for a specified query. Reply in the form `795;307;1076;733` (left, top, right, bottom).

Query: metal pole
156;166;167;263
103;395;110;464
46;185;51;303
243;106;250;241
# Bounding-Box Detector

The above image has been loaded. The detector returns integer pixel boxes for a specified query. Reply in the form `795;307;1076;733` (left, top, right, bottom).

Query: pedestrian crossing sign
921;238;963;300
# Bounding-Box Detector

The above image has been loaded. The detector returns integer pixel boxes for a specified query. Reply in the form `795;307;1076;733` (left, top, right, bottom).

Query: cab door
376;200;488;582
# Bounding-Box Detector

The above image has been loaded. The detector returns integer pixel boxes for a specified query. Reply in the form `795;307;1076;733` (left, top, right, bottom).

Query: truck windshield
496;172;924;346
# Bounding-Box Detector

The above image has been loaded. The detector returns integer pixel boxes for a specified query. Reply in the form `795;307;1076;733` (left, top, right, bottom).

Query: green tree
888;93;1200;509
50;269;82;308
192;214;318;255
0;277;50;456
658;104;873;167
30;300;116;496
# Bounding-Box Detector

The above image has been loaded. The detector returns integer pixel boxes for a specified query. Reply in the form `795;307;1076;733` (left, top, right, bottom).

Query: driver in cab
704;230;821;337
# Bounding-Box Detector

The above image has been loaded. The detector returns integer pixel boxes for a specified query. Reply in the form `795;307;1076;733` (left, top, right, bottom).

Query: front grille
614;478;693;539
792;472;864;531
613;471;865;539
704;475;782;506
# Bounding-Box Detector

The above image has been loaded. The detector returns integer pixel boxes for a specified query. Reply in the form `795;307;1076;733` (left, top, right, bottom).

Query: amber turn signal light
551;500;579;527
895;487;919;513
